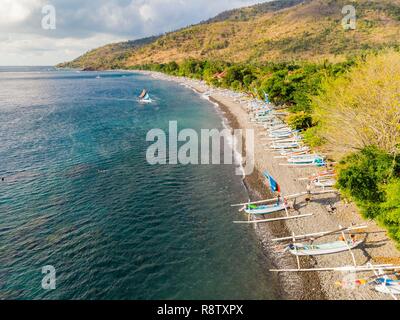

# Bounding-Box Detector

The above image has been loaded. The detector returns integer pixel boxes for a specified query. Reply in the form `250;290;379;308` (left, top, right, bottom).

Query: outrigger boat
138;89;153;103
340;265;400;298
244;201;287;215
269;142;302;150
274;148;310;159
268;130;300;139
233;195;313;224
288;154;324;162
374;278;400;295
277;146;310;156
281;154;326;167
270;226;400;299
274;225;365;256
297;169;335;181
286;239;363;256
263;135;302;143
312;177;336;189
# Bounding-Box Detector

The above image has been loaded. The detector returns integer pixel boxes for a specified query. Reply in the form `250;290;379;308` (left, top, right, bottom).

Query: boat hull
375;284;400;295
244;203;287;215
139;99;153;104
288;240;363;256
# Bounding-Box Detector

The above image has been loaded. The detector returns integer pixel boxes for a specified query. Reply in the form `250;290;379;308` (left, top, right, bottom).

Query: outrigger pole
270;264;400;273
271;225;367;242
233;193;313;224
233;213;313;224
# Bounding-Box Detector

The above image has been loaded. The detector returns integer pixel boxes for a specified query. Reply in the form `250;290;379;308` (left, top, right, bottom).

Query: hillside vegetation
59;0;400;69
313;51;400;244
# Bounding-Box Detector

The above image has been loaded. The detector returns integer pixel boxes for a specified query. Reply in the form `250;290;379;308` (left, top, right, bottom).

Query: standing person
276;193;281;205
306;182;311;194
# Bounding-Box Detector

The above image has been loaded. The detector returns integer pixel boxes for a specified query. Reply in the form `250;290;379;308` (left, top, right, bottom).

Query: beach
141;70;400;300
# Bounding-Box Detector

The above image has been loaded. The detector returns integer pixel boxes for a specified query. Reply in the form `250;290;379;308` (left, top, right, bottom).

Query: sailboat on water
138;89;153;103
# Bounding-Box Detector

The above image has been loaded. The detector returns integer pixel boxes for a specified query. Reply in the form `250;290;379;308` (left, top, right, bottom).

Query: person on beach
284;197;289;208
1;177;4;182
277;194;281;205
339;234;356;243
306;182;311;194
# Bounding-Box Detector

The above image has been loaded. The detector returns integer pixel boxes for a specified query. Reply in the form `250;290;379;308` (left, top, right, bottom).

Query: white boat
278;146;310;156
269;130;299;138
255;116;277;122
138;89;153;103
266;136;302;143
244;202;287;215
267;124;287;131
313;178;336;188
298;170;335;181
375;280;400;295
287;154;325;166
270;142;301;149
287;240;363;256
368;267;400;298
289;154;322;160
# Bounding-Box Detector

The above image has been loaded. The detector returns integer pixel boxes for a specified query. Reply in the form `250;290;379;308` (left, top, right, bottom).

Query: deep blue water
0;67;280;299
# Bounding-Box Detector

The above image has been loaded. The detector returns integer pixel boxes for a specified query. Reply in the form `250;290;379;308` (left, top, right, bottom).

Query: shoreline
209;96;326;300
137;70;400;300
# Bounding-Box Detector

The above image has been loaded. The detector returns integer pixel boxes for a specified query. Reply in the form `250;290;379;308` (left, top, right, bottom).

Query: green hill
58;0;400;70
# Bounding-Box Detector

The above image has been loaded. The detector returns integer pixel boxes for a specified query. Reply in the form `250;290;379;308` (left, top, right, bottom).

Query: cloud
0;0;265;65
0;0;42;25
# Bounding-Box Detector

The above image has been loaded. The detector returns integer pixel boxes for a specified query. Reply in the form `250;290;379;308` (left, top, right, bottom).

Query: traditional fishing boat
269;130;299;138
264;121;284;128
278;146;310;156
244;201;287;215
269;142;301;150
374;278;400;295
287;240;363;256
286;154;325;166
254;115;277;123
289;153;323;160
298;169;335;181
275;148;310;158
267;124;287;131
266;136;302;143
313;177;336;188
138;89;153;103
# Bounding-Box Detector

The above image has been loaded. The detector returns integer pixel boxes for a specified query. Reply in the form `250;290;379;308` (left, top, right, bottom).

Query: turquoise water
0;68;280;299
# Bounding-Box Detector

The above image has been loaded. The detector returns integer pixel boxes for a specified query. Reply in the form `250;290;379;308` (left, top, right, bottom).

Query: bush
380;180;400;243
337;146;396;204
302;125;326;147
336;146;400;244
286;111;313;130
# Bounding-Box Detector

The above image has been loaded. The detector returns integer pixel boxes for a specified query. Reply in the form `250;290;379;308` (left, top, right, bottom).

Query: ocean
0;67;281;299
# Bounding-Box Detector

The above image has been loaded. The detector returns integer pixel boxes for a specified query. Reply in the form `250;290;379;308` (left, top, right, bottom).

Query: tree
313;50;400;156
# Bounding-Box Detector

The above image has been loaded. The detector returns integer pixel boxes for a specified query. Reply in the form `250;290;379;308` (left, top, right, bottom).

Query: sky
0;0;264;66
